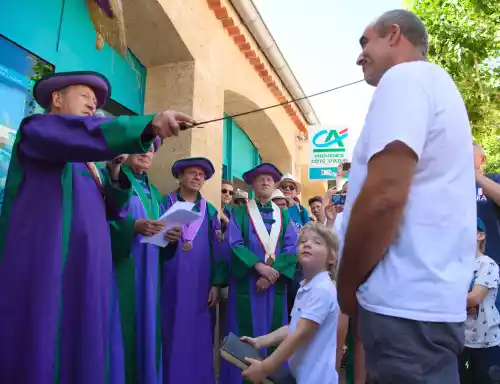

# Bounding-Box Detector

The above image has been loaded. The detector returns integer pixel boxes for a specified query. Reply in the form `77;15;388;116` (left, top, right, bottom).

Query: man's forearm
478;175;500;206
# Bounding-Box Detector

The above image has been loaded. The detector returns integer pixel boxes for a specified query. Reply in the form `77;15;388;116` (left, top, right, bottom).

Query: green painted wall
0;0;145;114
222;116;261;193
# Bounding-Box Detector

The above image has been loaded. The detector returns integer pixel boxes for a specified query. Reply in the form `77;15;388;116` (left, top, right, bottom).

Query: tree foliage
407;0;500;172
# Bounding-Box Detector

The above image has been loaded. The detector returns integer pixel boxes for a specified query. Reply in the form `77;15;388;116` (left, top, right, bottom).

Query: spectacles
221;189;234;196
233;199;246;205
281;184;295;191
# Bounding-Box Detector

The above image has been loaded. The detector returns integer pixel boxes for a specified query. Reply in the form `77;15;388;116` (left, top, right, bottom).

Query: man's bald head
373;10;429;56
356;10;429;86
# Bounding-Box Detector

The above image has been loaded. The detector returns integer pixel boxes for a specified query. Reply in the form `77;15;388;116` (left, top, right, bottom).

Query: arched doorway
222;115;261;196
223;90;293;195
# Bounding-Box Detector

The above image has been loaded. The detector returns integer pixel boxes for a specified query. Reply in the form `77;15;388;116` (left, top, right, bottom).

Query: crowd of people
0;8;499;384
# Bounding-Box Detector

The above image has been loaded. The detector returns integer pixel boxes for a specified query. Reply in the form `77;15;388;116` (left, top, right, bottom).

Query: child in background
241;222;339;384
459;218;500;383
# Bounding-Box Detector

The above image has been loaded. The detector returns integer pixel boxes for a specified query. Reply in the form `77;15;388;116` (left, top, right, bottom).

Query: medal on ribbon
246;200;282;266
265;253;275;266
169;192;206;253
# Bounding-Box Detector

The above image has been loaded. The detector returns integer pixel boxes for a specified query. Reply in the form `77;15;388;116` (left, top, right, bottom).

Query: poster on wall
308;125;348;180
0;35;54;212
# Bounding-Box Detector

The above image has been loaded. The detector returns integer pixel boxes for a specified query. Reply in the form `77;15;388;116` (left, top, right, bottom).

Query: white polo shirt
288;271;338;384
341;61;476;322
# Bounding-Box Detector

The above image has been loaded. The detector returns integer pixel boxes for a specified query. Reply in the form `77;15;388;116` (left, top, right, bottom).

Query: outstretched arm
241;325;289;350
18;114;156;164
243;319;317;382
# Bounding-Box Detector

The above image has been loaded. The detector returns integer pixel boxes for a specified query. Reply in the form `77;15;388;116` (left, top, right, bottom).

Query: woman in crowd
278;173;310;229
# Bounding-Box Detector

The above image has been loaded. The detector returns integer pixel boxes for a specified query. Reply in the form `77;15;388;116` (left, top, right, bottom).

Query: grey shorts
358;305;464;384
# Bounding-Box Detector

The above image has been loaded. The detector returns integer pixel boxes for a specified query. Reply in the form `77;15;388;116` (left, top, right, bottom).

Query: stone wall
123;0;327;205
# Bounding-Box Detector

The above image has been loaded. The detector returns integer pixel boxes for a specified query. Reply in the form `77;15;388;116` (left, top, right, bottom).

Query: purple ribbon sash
169;193;206;246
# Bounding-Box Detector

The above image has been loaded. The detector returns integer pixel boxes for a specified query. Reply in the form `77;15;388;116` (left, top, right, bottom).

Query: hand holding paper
164;227;181;242
140;202;201;247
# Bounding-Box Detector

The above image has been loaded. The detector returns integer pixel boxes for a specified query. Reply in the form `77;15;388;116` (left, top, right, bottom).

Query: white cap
277;173;301;194
271;189;286;200
234;189;249;199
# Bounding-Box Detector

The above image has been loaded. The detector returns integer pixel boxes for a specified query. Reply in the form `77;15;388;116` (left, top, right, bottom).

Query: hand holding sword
150;110;203;139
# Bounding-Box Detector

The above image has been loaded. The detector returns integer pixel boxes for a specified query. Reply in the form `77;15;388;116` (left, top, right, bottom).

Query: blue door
222;115;261;196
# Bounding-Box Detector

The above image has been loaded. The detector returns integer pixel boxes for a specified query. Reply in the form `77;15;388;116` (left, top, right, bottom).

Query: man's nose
356;53;365;66
87;101;97;113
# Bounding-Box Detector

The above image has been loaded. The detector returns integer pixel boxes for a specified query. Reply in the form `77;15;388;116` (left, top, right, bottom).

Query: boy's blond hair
299;222;340;280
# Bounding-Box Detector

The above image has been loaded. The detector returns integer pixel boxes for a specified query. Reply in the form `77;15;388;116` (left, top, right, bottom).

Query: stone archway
224;89;293;173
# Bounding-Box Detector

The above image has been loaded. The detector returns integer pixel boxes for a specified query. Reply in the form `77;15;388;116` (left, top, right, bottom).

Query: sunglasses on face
281;184;296;191
233;199;246;205
221;189;234;196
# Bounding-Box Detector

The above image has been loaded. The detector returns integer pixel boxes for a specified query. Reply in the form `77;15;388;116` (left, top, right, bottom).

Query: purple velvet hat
153;137;163;152
33;71;111;110
171;157;215;180
243;163;282;185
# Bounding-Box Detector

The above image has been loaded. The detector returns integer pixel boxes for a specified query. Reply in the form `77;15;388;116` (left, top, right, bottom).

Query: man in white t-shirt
337;9;476;383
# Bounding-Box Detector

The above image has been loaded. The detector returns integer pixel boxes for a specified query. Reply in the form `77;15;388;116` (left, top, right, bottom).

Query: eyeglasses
221;189;234;196
233;199;246;206
281;184;296;191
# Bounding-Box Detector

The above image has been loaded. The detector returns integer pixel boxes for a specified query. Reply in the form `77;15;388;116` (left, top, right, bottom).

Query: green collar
176;190;202;204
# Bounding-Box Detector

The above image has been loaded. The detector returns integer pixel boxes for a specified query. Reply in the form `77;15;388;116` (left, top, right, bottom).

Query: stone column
145;60;224;205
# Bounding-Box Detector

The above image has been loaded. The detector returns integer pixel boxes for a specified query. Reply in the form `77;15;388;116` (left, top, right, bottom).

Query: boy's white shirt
288;271;339;384
465;254;500;348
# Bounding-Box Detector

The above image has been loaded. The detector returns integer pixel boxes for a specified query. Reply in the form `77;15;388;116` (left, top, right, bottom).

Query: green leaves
410;0;500;171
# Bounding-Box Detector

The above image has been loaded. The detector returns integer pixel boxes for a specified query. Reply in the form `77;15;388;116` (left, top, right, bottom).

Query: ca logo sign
312;128;348;153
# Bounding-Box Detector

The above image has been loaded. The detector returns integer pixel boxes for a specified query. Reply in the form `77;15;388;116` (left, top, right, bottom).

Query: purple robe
0;113;155;384
108;168;164;384
219;201;298;384
161;192;223;383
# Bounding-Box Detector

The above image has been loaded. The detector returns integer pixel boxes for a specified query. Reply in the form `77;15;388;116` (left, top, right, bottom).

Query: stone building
0;0;328;205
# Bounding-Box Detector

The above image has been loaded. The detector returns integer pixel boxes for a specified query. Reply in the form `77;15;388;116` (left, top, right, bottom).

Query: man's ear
51;91;63;109
387;24;403;46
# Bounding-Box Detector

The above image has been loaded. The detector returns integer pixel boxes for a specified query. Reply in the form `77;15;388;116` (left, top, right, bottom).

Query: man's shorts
358;305;464;384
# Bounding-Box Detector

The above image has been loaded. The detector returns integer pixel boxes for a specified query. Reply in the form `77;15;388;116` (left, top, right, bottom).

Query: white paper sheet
140;201;200;247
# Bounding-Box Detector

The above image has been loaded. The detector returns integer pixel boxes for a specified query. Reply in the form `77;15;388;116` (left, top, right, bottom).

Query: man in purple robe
162;157;226;383
0;70;194;384
108;137;165;384
219;163;298;384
